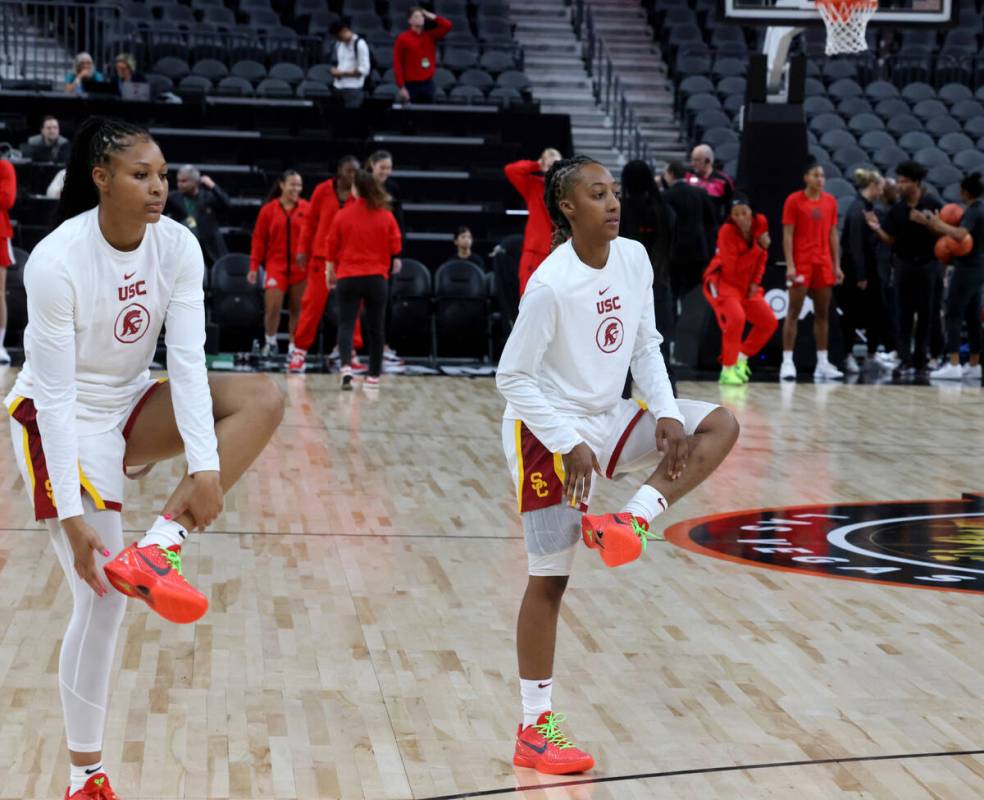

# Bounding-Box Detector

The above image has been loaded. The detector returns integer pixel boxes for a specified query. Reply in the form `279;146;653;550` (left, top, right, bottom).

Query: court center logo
114;303;151;344
595;316;624;353
665;494;984;593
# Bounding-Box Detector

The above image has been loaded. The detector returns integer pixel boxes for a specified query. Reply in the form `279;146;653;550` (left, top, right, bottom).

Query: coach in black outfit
866;161;943;373
662;160;718;303
165;165;231;264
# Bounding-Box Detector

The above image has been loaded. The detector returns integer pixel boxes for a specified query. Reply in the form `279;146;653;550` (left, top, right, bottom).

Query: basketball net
815;0;878;55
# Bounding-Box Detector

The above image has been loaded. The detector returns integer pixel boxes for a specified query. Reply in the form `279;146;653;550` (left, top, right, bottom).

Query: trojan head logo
595;316;624;353
666;494;984;594
114;303;151;344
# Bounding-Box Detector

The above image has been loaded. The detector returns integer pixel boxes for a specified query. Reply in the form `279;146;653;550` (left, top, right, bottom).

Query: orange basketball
935;234;974;264
940;203;965;226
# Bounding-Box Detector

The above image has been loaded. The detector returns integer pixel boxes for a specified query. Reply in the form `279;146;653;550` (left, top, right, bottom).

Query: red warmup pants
294;259;362;352
704;282;778;366
518;249;549;297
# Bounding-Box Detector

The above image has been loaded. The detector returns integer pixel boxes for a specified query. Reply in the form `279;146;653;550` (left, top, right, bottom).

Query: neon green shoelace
160;547;184;575
535;713;576;749
630;517;664;548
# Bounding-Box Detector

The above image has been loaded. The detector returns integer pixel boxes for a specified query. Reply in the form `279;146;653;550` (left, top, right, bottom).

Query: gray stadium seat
231;59;267;83
848;113;885;134
828;78;863;99
859;130;896;150
820;129;858;150
216;75;254;96
927;163;963;187
458;68;494;92
809;112;848;135
269;62;305;86
256;77;293;98
875;98;911;120
449;85;485;103
372;83;399;100
487;86;522;107
950;99;984;122
912;99;948;121
914;147;952;168
838;97;874;118
939;82;974;105
833;145;870;170
826;177;856;198
865;80;900;101
872;145;908;172
192;58;228;81
938;132;974;155
296;79;332;98
899;130;934;151
152;56;190;82
926;116;962;137
953;150;984;171
805;96;836;115
887;114;923;136
177;74;212;98
496;70;532;92
901;82;936;103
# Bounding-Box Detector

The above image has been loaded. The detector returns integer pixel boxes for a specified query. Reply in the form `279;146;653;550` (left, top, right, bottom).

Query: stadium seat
828;78;863;100
256;77;293;98
805;96;836;115
926;116;962;137
147;73;174;97
886;114;923;136
927;164;963;188
965;116;984;138
833;145;870;170
450;85;485;103
953;149;984;171
480;51;515;75
202;6;236;25
900;82;936;103
874;98;910;120
216;75;255;96
432;67;456;91
434;260;489;359
938;132;974;156
388;259;432;357
858;130;896;150
872;145;908;172
296;79;332;98
443;47;479;72
248;9;280;28
848;113;885;134
177;74;212;99
912;99;948;121
804;78;826;97
820;129;858;150
825;177;855;199
703;127;738;147
942;182;964;203
938;82;974;105
809;112;848;136
913;147;952;168
459;68;494;92
306;63;334;84
231;59;267;83
152;56;190;82
898;130;934;152
950;99;984;122
209;253;263;351
488;86;522;107
269;62;305;85
192;58;228;82
372;83;399;100
822;58;859;83
496;70;531;93
307;11;340;35
435;0;468;15
161;4;196;26
838;97;874;118
478;18;513;43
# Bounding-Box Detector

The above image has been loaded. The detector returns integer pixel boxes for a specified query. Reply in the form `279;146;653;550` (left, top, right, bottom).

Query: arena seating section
2;1;571;360
648;0;984;214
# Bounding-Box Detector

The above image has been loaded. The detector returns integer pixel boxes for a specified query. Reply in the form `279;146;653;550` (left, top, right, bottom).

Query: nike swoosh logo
84;767;102;775
658;498;666;511
123;272;136;280
538;681;551;688
136;549;171;576
522;740;549;754
598;286;610;295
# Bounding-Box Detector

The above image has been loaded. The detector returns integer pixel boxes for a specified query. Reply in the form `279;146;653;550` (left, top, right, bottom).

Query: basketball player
496;155;739;774
0;156;16;364
504;149;561;296
780;161;845;381
4;117;284;800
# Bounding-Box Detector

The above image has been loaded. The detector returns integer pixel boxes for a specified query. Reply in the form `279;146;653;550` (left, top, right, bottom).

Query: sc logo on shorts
114;303;151;344
530;471;549;498
595;316;624;353
765;289;814;321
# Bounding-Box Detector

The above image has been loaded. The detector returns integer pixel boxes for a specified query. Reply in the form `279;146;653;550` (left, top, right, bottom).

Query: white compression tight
47;500;127;753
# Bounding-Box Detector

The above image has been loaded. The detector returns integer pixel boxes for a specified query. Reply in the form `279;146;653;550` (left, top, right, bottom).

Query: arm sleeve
430;15;453;39
0;160;16;210
209;184;231;211
164;235;219;474
356;39;371;78
630;269;685;424
249;204;269;272
753;246;767;284
846;205;867;280
324;212;342;263
388;212;402;256
495;283;584;454
25;260;84;520
392;36;406;87
299;185;324;260
781;194;796;226
504;160;538;202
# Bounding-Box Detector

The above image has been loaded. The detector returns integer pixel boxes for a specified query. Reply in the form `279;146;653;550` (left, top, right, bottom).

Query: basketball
934;234;974;264
940;203;965;226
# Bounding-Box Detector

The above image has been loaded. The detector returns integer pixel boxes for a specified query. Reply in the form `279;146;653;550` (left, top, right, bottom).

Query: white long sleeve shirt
333;36;371;90
4;208;219;520
496;237;683;455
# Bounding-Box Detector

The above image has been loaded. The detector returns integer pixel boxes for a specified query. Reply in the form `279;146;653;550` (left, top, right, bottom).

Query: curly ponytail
543;154;600;250
54;116;153;226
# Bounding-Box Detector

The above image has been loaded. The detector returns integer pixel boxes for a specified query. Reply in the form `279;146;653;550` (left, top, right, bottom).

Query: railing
572;0;653;167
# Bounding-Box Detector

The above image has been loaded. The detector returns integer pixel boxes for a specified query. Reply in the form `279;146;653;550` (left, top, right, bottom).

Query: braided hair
543;154;601;250
54;116;153;226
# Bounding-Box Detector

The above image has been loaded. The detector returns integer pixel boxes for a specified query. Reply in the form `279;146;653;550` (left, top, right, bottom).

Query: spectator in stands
393;7;453;103
922;172;984;381
329;17;371;109
505;149;561;296
0;156;15;364
453;226;485;269
839;168;889;374
620;160;677;385
22;116;71;164
866;160;943;375
248;170;309;358
703;194;777;385
112;53;145;95
64;52;104;95
686;144;734;222
326;169;402;390
662;160;717;306
165;165;230;265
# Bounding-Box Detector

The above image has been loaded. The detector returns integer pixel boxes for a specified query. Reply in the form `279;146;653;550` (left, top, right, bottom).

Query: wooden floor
2;367;984;800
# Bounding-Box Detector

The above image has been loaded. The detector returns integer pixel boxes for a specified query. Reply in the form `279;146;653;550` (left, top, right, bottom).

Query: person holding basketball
780;160;844;381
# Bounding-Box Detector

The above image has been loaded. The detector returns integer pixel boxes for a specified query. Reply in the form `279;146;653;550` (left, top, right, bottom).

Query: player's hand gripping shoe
513;711;594;775
65;772;120;800
104;544;208;624
582;512;660;567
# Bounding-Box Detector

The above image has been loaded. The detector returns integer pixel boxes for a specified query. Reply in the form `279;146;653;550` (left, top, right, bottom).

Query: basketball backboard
723;0;956;25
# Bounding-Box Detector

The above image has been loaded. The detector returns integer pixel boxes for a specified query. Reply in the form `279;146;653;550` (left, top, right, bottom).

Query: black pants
929;261;945;359
336;275;387;377
944;267;984;355
894;259;938;369
405;79;435;103
838;269;892;356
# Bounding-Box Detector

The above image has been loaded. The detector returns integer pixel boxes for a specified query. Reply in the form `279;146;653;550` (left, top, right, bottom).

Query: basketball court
2;369;983;799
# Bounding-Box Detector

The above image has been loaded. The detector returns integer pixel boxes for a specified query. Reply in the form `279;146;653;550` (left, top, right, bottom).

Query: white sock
70;763;103;794
0;326;5;346
817;350;829;366
737;353;748;365
138;515;188;549
621;484;668;524
265;334;277;347
782;350;794;365
521;678;553;727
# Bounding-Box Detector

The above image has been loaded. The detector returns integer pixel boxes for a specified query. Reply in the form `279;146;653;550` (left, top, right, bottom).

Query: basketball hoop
815;0;878;55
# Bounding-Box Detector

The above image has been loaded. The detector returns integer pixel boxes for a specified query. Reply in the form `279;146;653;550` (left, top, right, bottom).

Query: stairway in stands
511;0;686;172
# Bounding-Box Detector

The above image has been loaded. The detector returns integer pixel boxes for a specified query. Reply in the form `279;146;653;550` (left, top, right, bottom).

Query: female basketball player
0;155;16;364
248;170;309;357
703;194;777;385
5;117;284;800
496;155;739;775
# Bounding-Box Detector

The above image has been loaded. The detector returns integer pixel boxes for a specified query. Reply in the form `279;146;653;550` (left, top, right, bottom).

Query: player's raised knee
252;374;285;425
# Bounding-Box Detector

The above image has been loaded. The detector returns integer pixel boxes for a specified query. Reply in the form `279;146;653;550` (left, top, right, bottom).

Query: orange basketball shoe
65;772;120;799
513;711;595;775
104;543;208;624
581;513;659;567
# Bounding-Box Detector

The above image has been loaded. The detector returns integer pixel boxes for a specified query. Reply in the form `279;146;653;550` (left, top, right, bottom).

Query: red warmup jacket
249;198;310;275
325;198;402;280
504;160;552;256
393;16;452;86
0;159;16;240
299;179;351;263
704;213;769;291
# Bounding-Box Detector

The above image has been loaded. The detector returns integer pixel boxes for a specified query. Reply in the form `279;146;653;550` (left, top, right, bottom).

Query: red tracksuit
294;179;353;352
702;213;778;366
504;160;552;296
249;198;310;289
0;159;16;268
325;199;402;278
393;16;453;87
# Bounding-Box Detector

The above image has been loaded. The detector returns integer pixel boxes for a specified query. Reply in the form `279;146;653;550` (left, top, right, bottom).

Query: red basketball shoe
104;543;208;624
581;512;659;567
513;711;594;775
65;772;120;799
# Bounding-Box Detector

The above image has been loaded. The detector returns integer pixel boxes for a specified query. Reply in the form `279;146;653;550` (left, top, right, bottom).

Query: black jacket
23;134;71;164
664;180;717;269
842;195;880;282
165;185;231;263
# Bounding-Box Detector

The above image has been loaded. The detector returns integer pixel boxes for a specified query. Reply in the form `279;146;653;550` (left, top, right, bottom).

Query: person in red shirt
393;7;452;104
248;170;309;357
289;156;359;373
325;169;402;389
505;149;561;296
703;195;777;385
0;157;16;364
781;162;844;381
